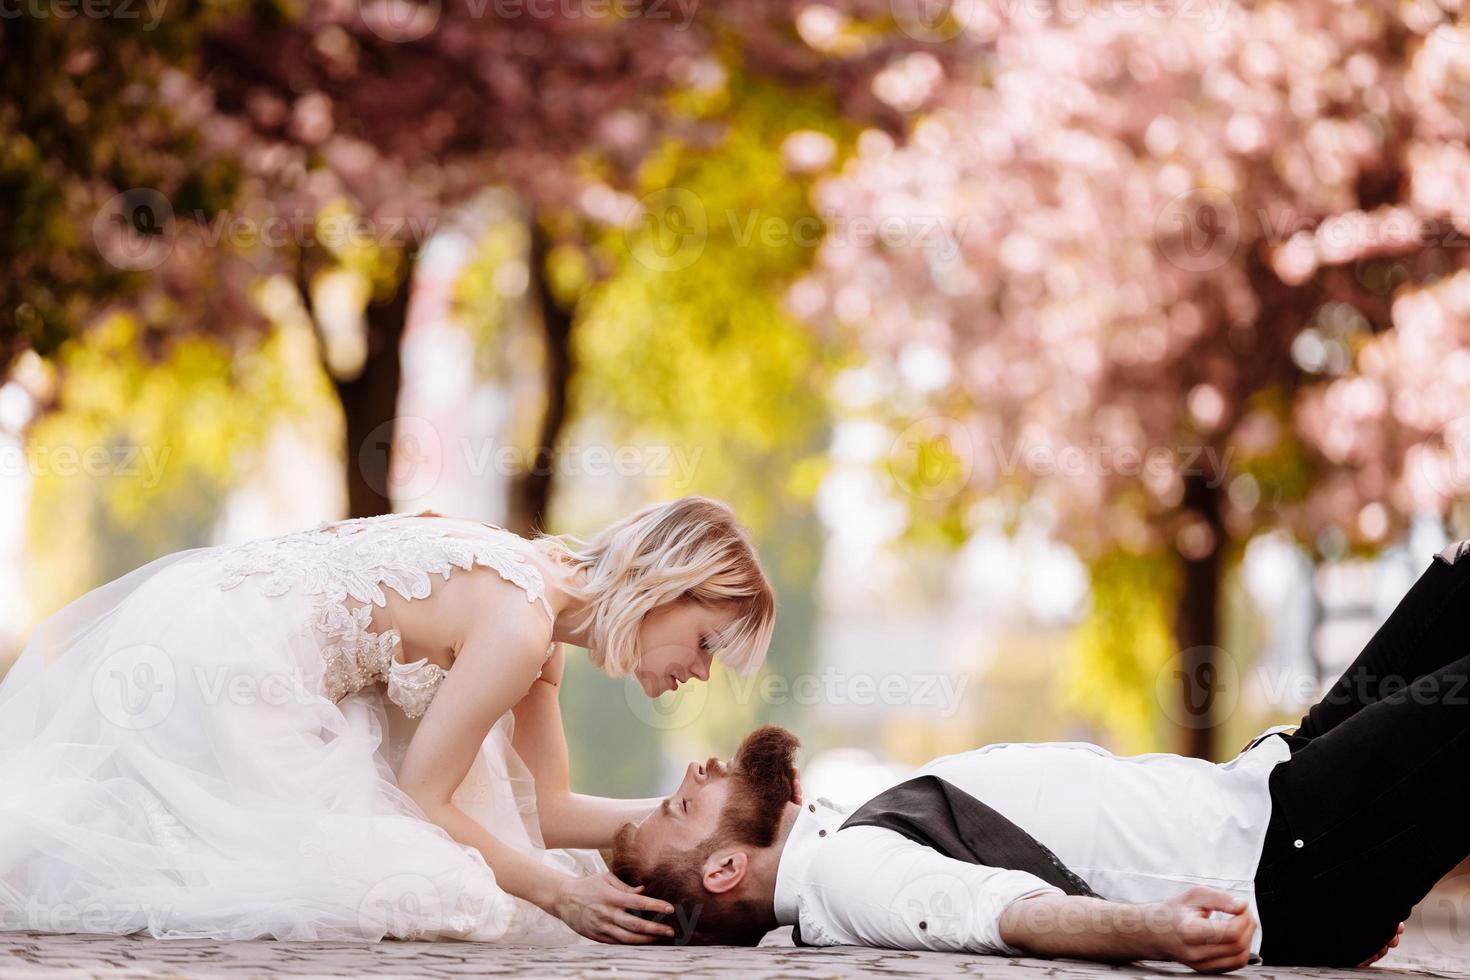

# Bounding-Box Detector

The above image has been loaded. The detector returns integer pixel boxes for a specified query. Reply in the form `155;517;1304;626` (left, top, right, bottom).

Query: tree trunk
296;244;419;520
340;265;414;518
507;212;574;536
1172;468;1226;759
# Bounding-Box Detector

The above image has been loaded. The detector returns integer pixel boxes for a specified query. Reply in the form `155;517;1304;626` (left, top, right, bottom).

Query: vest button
818;829;827;837
919;921;928;930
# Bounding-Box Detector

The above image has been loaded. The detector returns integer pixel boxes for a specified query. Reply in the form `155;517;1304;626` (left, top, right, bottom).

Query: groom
612;540;1470;969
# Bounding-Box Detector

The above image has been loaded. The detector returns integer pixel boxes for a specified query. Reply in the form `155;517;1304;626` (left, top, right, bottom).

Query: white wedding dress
0;513;603;942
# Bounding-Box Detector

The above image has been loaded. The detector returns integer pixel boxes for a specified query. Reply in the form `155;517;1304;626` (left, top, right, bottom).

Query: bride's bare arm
395;611;673;942
511;644;662;849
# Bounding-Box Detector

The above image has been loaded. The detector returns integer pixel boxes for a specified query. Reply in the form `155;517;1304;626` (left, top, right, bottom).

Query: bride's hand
553;872;678;944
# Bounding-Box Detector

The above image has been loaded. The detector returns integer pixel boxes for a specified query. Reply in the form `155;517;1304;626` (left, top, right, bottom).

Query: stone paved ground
4;907;1469;980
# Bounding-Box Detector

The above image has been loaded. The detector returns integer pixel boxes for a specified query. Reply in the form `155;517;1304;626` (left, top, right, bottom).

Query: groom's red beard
709;724;800;847
610;725;800;945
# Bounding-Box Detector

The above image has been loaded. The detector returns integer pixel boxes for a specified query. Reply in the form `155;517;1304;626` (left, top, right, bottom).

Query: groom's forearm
999;894;1161;964
538;791;661;849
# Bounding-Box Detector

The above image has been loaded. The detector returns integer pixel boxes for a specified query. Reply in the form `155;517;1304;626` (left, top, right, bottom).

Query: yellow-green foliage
574;78;848;534
454;215;531;367
1062;550;1179;753
555;79;851;780
24;310;334;619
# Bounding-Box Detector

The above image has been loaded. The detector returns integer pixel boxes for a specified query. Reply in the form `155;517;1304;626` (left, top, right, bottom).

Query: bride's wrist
533;870;576;915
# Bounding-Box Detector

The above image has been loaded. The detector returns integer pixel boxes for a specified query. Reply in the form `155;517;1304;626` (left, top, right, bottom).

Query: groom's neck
743;801;801;911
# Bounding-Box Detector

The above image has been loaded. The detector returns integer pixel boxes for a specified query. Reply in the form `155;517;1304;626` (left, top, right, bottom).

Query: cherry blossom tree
0;3;257;370
799;0;1470;757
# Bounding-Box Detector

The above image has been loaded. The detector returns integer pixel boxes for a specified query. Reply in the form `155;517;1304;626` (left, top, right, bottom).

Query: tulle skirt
0;546;601;943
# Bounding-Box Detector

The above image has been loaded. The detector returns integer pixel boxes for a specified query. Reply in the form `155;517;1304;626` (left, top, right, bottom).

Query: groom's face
610;726;800;945
627;756;734;857
613;725;800;882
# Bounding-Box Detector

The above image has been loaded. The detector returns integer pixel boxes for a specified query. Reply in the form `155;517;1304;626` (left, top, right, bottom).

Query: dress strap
408;512;550;621
466;531;557;630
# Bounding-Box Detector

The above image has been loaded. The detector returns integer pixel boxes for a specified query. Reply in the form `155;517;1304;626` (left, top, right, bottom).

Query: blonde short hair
537;497;775;678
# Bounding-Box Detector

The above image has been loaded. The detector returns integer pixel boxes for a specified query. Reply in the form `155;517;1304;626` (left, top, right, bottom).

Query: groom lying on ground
611;725;1402;971
611;539;1470;969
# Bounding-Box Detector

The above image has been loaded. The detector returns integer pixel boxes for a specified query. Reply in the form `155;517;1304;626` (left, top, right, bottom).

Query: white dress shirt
773;732;1292;957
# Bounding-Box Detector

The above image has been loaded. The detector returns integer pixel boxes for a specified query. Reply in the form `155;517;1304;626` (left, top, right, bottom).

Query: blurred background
3;0;1470;822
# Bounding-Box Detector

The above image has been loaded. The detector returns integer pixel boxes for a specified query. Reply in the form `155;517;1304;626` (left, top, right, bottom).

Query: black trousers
1254;546;1470;966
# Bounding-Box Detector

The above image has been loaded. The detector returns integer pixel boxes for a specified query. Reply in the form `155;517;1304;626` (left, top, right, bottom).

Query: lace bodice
216;513;555;718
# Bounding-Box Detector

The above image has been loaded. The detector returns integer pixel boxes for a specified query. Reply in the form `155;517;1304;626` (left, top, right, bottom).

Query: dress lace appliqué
216;514;555;718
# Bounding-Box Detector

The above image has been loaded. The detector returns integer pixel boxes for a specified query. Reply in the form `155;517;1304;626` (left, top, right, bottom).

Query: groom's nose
689;758;718;785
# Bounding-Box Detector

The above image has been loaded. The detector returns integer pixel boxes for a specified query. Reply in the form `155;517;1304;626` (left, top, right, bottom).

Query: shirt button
808;804;816;812
919;921;928;930
1293;839;1304;848
818;829;827;837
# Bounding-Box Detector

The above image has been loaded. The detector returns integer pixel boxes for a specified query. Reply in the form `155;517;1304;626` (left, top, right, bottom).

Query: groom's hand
1358;921;1404;967
1151;886;1256;973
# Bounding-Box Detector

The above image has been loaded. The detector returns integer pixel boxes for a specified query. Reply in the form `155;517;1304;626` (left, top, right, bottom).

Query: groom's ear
701;849;749;895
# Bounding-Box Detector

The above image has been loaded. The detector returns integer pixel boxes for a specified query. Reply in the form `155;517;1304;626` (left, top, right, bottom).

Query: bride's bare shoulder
432;554;554;641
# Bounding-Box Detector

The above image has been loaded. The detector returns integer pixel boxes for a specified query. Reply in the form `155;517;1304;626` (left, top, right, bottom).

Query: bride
0;496;775;945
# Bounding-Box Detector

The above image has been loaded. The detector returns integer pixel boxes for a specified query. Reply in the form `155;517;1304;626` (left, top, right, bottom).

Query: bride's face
632;600;731;698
